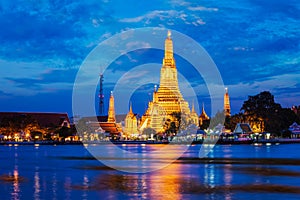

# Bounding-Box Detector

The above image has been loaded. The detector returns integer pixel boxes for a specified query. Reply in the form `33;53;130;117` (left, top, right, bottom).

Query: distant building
81;92;123;138
87;121;122;136
199;103;209;126
124;104;138;136
0;112;70;128
289;122;300;138
249;118;264;133
233;123;253;135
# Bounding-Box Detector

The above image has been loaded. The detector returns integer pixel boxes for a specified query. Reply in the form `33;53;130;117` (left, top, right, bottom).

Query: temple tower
224;88;231;117
139;31;197;133
125;103;138;136
107;91;116;122
155;30;190;115
190;102;199;126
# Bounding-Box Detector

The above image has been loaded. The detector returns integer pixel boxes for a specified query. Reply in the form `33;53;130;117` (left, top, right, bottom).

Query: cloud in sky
0;0;299;116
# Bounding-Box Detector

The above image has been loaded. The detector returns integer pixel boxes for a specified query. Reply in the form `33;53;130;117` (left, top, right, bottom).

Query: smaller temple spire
107;91;116;122
129;102;133;114
199;102;210;126
200;103;208;117
224;87;231;117
191;101;197;114
190;101;199;126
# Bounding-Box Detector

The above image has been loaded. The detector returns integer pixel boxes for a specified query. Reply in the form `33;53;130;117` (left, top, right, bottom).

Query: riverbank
1;138;300;145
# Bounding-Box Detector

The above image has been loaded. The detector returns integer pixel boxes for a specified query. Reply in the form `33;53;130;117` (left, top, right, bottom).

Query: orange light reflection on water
12;167;20;200
149;163;184;200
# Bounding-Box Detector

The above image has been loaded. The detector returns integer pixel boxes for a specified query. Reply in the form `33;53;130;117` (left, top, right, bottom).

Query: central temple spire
156;31;190;114
139;31;197;133
163;30;175;68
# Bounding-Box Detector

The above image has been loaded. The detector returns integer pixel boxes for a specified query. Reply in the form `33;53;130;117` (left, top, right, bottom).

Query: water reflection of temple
92;162;186;200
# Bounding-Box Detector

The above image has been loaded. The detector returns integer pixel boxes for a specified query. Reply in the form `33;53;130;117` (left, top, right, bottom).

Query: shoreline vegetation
1;91;300;145
2;138;300;145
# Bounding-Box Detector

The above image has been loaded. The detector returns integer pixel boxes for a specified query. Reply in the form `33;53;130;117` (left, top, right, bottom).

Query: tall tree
240;91;297;135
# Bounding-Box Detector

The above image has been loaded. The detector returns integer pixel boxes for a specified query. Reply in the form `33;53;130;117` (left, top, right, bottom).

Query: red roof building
0;112;70;128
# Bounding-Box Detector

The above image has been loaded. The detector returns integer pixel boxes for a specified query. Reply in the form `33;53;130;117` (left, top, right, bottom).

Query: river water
1;143;300;200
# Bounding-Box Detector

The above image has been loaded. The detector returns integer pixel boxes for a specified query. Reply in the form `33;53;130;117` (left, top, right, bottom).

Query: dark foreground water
1;143;300;200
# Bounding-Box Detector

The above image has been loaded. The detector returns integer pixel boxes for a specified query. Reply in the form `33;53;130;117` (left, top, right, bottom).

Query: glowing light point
167;30;171;38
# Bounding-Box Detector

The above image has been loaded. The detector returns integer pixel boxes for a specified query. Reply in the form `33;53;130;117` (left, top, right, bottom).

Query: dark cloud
0;0;299;115
248;0;300;18
273;83;300;95
0;88;72;114
0;1;112;65
5;68;78;90
0;90;10;97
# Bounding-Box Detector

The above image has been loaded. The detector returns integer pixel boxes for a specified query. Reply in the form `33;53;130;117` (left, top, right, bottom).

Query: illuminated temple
129;31;196;134
102;31;233;137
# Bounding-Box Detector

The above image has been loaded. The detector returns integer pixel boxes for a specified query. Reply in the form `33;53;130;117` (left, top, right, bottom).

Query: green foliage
227;113;243;131
163;112;193;134
55;126;74;138
240;91;298;135
0;115;40;135
241;91;281;117
30;131;43;140
164;118;177;134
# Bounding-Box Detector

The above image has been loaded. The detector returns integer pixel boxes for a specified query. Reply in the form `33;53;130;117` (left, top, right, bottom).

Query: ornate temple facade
224;88;231;117
135;31;196;133
124;104;138;136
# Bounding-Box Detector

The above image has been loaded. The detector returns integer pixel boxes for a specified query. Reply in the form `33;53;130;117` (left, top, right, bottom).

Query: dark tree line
0;115;76;140
239;91;299;135
203;91;300;136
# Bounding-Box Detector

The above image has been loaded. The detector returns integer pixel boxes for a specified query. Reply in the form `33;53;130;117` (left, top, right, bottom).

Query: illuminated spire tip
167;30;171;38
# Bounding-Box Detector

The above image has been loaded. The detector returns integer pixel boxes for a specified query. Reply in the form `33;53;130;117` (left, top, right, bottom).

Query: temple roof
81;114;127;123
199;104;209;119
0;112;70;128
87;121;122;135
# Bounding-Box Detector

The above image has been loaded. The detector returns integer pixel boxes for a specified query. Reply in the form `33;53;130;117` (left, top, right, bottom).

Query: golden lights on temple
136;30;193;134
104;31;231;136
224;88;231;117
107;91;116;123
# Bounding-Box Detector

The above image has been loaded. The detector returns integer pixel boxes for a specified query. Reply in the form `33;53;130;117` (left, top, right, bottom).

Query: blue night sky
0;0;299;118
